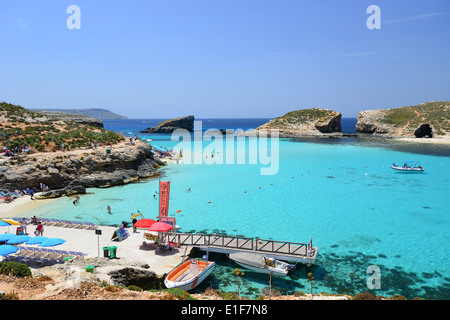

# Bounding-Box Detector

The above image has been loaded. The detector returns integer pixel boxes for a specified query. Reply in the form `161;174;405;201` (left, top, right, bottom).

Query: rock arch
414;124;433;138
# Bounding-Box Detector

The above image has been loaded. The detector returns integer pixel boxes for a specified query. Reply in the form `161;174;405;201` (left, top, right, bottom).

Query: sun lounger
39;218;52;224
71;221;84;228
48;219;62;226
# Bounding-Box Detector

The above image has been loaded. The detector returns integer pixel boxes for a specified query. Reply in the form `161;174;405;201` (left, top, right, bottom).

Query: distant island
31;108;129;120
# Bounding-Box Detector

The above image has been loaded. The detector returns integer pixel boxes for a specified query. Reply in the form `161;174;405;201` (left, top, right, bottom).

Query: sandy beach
1;222;187;276
394;136;450;145
1;196;187;277
0;197;58;218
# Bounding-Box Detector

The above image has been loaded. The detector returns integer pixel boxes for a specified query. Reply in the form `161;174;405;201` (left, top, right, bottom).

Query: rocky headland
140;115;195;133
0;102;164;196
355;101;450;141
0;140;163;197
249;108;343;138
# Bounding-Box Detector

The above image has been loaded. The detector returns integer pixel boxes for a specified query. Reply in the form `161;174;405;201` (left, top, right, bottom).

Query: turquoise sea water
28;119;450;299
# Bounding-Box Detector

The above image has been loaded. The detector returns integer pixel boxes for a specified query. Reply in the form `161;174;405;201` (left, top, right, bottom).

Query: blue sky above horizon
1;0;449;119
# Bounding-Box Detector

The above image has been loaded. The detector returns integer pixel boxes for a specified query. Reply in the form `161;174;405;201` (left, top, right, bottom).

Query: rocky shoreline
0;140;165;196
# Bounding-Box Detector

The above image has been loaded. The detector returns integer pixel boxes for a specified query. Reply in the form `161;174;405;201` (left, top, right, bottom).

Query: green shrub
127;285;143;292
0;261;32;277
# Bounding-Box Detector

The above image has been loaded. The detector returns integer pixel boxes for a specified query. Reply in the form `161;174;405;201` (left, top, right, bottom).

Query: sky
0;0;449;118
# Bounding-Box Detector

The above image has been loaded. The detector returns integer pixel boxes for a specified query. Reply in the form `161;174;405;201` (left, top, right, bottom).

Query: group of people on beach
151;146;173;159
15;216;44;236
0;187;36;203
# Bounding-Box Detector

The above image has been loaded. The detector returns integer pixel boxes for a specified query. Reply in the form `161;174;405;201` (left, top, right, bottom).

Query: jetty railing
165;233;314;259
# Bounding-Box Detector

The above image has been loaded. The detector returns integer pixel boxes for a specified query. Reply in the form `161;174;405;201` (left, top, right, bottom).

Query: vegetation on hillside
381;101;450;135
0;102;124;152
265;108;339;128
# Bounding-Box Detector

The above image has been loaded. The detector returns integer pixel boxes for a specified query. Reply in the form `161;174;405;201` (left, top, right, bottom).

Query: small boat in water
229;252;295;277
164;259;215;291
391;161;424;172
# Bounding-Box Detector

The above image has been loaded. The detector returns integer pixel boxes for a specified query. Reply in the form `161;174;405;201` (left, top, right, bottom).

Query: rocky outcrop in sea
140;115;195;133
251;108;343;138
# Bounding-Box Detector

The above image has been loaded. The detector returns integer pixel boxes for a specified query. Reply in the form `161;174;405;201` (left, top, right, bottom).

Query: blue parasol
26;236;48;245
0;221;11;227
39;238;66;247
0;245;19;256
7;235;31;244
0;233;16;242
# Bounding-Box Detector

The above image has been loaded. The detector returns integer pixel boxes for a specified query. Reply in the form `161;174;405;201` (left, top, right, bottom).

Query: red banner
159;180;170;218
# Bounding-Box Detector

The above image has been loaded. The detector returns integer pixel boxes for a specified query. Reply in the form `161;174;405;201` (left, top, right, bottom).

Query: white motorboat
164;259;215;291
391;161;424;172
229;252;295;277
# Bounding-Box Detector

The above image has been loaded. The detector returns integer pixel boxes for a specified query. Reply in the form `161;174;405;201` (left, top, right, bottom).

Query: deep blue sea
28;118;450;299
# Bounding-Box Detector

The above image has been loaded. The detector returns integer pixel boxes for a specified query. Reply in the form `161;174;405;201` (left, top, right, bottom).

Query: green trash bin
109;246;117;259
102;246;110;258
85;265;95;273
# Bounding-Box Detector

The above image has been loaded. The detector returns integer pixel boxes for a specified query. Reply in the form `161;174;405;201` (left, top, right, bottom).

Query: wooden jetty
166;233;318;265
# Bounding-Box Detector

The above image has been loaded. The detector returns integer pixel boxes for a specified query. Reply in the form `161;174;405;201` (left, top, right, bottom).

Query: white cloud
384;12;447;25
338;52;378;58
9;17;27;28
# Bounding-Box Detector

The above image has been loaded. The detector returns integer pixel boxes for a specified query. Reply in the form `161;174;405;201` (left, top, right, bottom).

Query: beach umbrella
0;233;16;242
0;221;11;227
0;245;19;256
26;236;48;245
148;222;173;232
6;235;30;244
39;238;66;247
134;218;157;229
1;219;20;225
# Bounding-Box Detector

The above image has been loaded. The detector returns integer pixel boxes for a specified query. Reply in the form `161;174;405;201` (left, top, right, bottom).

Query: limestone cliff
355;101;450;139
140;115;194;133
0;140;161;194
254;108;342;137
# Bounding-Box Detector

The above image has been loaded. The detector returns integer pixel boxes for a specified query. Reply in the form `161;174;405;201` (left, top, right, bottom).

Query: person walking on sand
30;189;34;200
21;218;28;235
37;221;44;236
132;215;138;233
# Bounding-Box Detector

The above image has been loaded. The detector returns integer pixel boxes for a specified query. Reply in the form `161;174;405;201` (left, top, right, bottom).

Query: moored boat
391;161;424;172
229;252;295;277
164;259;215;291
